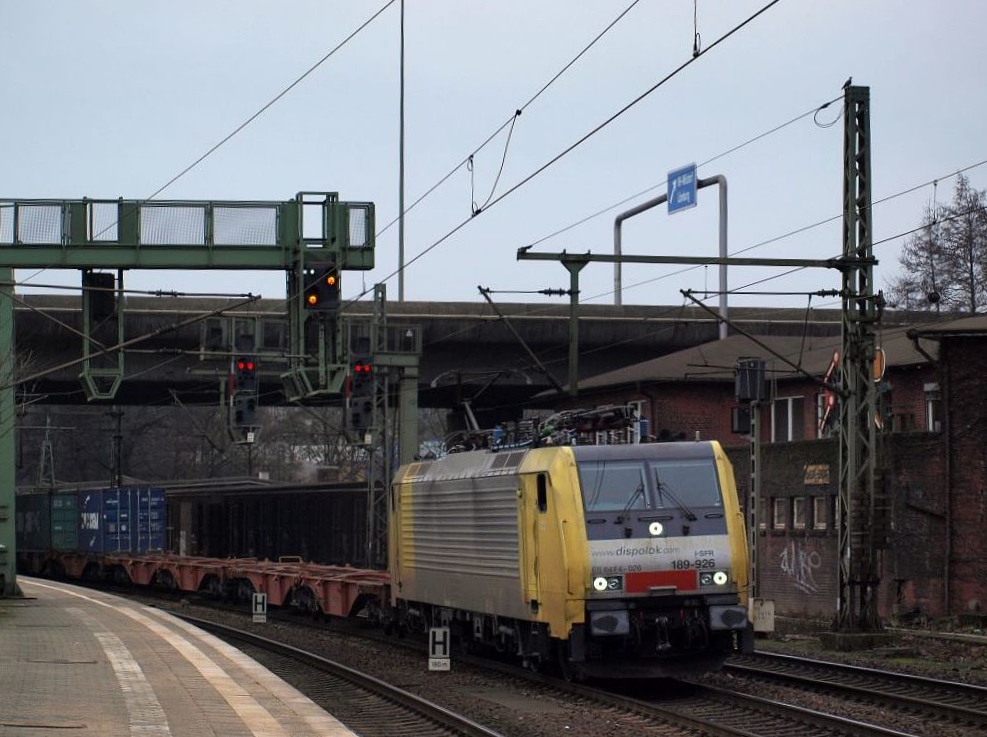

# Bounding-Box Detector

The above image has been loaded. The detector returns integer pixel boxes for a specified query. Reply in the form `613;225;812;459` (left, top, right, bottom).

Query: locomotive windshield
577;457;722;513
578;461;648;512
653;459;722;509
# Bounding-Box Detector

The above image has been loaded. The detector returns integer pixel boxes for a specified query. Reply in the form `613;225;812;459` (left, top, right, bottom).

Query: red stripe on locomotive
623;569;697;593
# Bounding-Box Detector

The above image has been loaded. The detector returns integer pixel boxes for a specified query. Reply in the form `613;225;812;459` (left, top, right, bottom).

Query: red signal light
233;355;259;393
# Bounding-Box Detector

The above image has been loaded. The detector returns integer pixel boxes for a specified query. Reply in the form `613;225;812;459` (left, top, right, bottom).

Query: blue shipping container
78;487;166;554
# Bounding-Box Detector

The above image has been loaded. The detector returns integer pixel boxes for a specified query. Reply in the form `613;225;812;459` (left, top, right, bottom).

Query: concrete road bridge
11;294;921;415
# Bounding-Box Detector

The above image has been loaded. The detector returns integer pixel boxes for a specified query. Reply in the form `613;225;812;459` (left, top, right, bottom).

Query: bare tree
887;174;987;313
938;175;987;312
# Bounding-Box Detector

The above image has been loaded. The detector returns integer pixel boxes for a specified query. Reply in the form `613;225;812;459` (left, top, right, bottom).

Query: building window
924;383;942;432
772;498;787;530
792;497;808;530
772;396;805;442
813;496;829;530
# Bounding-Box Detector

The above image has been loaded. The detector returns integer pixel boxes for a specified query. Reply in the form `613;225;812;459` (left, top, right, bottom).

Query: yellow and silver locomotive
390;413;752;679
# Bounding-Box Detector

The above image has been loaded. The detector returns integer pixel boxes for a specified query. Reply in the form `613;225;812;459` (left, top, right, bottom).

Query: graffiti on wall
778;540;822;594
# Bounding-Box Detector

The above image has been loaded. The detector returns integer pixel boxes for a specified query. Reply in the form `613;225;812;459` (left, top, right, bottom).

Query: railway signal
232;393;257;428
234;355;258;393
230;355;260;440
304;262;341;311
351;357;373;394
82;270;117;321
347;353;374;434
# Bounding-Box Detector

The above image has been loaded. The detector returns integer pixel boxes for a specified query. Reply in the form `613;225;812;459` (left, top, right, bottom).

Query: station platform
1;577;356;736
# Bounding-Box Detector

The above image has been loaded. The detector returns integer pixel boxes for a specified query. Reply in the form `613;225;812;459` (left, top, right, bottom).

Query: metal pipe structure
613;176;728;339
398;0;406;301
613;193;668;306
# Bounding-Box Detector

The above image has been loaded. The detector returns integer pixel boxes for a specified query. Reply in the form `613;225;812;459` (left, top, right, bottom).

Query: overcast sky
3;1;984;313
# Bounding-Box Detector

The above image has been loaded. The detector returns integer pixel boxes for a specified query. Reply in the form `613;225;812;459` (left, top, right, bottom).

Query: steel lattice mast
836;84;884;631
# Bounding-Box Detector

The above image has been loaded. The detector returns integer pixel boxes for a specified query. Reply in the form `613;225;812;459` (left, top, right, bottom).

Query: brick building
906;316;987;621
554;316;985;623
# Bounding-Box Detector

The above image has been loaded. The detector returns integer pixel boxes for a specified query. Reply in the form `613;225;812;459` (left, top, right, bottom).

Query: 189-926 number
671;559;716;570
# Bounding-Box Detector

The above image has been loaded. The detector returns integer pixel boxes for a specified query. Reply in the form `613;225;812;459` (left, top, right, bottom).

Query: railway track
645;683;925;736
82;586;986;736
723;651;987;728
170;596;925;736
178;613;506;737
515;673;922;737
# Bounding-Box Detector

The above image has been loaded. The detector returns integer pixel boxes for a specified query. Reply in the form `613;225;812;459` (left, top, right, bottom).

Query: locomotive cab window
577;456;723;513
651;459;722;509
578;461;648;512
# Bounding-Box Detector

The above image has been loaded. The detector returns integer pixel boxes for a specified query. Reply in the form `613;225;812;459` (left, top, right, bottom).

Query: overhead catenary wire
61;0;643;305
469;1;785;222
422;158;987;378
374;0;646;239
11;2;979;392
17;0;398;289
471;113;521;216
585;159;987;304
143;0;398;204
12;0;804;316
9;0;783;399
358;0;786;306
1;295;261;393
690;198;987;313
420;122;863;361
522;95;841;251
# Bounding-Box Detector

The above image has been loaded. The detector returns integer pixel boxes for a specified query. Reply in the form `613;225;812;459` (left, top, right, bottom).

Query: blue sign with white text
668;163;698;214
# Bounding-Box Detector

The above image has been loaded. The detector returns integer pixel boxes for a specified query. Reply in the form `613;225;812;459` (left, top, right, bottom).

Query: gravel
699;627;987;737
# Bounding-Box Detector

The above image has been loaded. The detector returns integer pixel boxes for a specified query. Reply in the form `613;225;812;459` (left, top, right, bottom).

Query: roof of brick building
569;322;939;392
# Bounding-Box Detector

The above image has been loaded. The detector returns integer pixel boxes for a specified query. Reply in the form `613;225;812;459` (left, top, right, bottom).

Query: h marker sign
428;626;451;671
252;593;268;623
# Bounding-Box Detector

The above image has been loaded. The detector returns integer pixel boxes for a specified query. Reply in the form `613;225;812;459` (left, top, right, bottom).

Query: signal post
0;191;375;596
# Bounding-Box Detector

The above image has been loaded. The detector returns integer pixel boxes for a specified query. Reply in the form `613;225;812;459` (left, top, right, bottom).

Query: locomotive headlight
648;521;664;536
700;570;730;586
593;575;624;592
